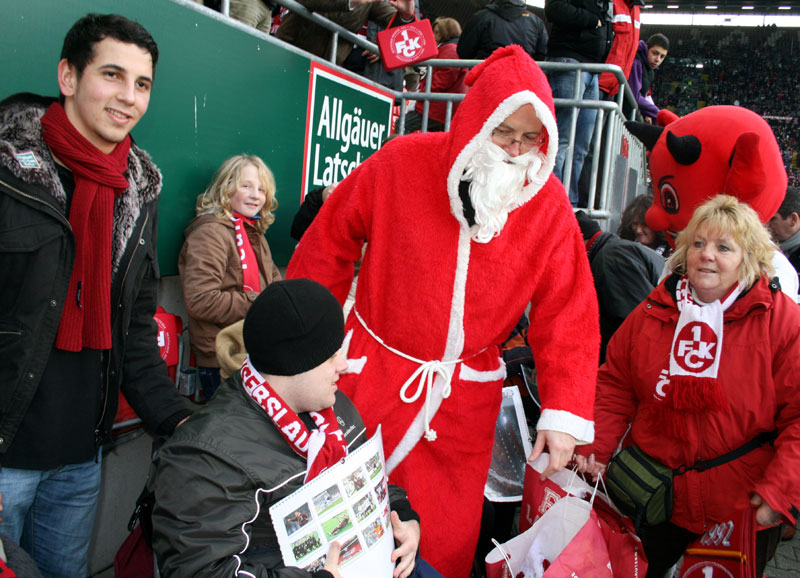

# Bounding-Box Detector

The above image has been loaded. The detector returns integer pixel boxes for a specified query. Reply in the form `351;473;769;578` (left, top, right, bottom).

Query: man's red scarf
41;103;131;351
232;213;261;292
241;357;347;482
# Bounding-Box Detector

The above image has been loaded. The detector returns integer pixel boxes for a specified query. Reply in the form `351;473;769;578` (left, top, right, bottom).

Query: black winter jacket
545;0;614;63
0;93;191;458
457;0;549;61
151;374;417;577
587;232;664;363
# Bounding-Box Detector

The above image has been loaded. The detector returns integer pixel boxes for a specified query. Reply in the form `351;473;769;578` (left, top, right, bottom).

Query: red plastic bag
678;509;756;578
593;495;649;577
376;15;438;71
114;525;154;578
520;454;596;532
486;496;612;578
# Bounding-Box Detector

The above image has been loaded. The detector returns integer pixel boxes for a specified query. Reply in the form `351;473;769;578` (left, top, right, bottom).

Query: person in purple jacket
627;33;669;123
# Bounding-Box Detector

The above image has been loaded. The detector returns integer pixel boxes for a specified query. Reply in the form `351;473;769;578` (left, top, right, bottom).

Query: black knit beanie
575;210;602;241
243;279;344;376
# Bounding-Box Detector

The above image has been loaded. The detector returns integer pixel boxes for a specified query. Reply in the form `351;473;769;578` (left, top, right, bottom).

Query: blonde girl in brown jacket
179;154;281;398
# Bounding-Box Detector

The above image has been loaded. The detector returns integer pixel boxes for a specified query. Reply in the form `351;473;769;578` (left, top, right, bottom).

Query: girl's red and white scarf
240;356;347;482
232;213;261;292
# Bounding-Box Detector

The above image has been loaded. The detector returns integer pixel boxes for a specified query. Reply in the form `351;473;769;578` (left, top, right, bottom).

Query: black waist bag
605;432;777;532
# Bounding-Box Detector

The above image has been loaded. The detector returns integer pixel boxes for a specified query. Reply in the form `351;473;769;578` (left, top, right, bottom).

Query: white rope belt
354;309;461;442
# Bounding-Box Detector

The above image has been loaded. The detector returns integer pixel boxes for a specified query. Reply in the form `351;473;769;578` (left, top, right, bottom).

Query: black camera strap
673;430;777;475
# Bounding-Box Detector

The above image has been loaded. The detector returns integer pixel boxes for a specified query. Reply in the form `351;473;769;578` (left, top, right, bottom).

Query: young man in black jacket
151;279;434;578
0;14;191;577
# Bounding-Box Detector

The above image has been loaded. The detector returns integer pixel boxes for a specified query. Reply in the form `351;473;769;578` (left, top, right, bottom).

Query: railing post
421;65;433;132
329;31;339;63
398;95;408;135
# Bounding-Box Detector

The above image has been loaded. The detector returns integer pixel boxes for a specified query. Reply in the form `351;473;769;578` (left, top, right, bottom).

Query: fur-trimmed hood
445;45;559;226
0;93;162;273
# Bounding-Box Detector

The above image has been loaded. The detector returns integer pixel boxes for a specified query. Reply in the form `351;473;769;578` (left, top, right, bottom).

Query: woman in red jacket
579;195;800;577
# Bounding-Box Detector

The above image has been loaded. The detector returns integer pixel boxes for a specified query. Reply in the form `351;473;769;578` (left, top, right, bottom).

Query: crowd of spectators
643;24;800;186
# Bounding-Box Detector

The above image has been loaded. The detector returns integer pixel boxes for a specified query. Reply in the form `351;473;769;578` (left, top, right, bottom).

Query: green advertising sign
302;62;395;200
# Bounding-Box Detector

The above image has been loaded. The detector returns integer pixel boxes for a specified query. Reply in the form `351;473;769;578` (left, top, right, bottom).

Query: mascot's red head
626;106;787;245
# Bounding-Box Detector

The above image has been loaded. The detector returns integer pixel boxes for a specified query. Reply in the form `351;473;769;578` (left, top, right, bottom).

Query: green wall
2;0;374;274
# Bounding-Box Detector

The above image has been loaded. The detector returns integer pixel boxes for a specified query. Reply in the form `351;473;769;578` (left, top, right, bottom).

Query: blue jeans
547;57;599;206
0;453;102;578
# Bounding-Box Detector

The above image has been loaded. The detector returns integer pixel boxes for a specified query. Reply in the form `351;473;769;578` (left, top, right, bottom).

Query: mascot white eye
659;181;680;214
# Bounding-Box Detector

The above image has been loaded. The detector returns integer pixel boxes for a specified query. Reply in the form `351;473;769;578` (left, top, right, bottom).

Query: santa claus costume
287;46;599;577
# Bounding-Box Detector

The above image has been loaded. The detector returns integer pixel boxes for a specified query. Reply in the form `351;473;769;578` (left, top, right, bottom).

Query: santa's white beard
462;141;545;243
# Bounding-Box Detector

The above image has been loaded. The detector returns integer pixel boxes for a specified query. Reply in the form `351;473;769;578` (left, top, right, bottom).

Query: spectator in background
575;211;664;363
179;155;282;399
344;0;421;93
628;33;669;123
545;0;614;206
230;0;275;33
275;0;415;66
598;0;644;99
404;17;468;133
457;0;548;61
768;186;800;284
618;193;671;257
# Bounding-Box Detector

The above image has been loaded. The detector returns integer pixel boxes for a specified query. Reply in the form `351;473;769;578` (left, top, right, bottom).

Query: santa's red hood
445;45;560;221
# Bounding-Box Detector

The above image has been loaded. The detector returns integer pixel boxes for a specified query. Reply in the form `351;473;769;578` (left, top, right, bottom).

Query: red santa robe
287;46;600;578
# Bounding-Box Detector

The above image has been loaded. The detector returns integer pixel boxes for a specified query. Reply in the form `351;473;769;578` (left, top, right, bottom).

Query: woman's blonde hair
195;154;277;234
667;194;774;289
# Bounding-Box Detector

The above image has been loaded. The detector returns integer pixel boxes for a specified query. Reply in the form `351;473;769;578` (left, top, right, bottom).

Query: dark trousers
197;366;221;399
640;520;783;578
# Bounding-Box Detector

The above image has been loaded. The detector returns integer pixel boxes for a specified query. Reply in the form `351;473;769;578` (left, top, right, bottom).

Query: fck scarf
232;213;261;292
651;276;742;438
41;103;131;352
669;276;742;380
241;356;347;482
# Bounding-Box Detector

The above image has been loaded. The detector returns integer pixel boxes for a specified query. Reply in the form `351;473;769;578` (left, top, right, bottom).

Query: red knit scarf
41;103;131;351
241;357;347;482
232;213;261;292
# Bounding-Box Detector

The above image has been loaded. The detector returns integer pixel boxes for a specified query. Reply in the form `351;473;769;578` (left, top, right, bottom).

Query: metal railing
185;0;649;223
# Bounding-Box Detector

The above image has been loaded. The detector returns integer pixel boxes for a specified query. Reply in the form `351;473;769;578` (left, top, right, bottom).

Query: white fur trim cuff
536;409;595;445
460;358;506;383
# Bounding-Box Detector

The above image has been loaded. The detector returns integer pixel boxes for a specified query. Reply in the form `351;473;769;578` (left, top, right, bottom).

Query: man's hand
574;453;606;482
751;493;783;526
321;182;340;202
362;49;381;64
323;542;344;578
389;0;416;19
390;511;420;578
528;430;577;480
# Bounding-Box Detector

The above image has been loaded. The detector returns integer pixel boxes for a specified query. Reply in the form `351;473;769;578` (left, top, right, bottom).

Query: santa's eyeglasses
491;127;546;150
